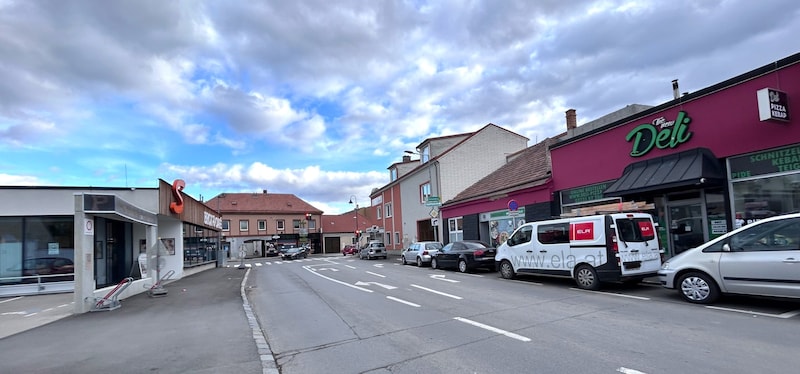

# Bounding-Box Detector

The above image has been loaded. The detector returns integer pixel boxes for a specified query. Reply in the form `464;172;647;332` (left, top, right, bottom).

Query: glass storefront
183;223;218;266
0;216;74;284
729;144;800;226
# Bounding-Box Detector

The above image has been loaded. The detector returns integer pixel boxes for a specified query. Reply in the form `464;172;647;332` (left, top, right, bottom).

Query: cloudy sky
1;1;799;214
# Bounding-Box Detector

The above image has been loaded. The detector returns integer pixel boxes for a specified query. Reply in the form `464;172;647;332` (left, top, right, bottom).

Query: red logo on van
570;222;594;241
638;221;655;239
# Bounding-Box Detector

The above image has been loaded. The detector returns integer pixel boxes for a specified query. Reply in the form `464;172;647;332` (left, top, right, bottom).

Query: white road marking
366;271;385;278
1;312;27;316
387;296;420;307
316;268;339;272
617;367;648;374
571;288;650;300
254;263;262;266
430;274;459;283
411;284;462;300
0;297;23;304
303;266;372;293
355;281;397;290
345;265;356;269
705;306;800;319
454;317;531;342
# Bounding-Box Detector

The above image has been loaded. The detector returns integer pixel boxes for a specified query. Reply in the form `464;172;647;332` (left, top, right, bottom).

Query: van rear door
613;215;662;276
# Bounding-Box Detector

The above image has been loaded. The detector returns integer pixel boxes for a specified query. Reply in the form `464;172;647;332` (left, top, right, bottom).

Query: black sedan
280;247;307;261
431;240;497;273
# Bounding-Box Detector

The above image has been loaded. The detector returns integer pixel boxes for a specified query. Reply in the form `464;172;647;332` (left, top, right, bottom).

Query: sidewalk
0;266;276;374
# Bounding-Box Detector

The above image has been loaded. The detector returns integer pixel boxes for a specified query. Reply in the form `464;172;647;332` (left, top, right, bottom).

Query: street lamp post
349;195;358;245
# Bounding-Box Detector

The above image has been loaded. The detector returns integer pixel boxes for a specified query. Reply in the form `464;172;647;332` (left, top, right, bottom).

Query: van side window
538;223;569;244
508;225;533;246
730;217;800;252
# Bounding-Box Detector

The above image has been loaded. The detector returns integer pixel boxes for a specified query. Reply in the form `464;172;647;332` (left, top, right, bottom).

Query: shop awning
603;148;725;197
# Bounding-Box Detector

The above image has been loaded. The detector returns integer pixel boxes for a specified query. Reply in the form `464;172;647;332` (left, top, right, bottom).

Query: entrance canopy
603;148;725;197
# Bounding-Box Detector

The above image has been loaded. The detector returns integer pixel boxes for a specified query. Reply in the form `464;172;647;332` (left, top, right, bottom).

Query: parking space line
387;296;420;307
366;271;385;278
0;297;23;304
570;288;650;300
705;306;800;319
411;284;462;300
454;317;531;342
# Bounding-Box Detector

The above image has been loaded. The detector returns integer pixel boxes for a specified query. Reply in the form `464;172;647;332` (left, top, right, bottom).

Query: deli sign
625;111;693;157
757;88;790;122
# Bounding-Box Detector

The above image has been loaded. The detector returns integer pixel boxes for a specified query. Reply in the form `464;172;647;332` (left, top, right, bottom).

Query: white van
496;212;663;290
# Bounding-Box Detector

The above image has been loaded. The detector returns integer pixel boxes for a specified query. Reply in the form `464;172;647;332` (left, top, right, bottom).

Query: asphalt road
245;255;800;374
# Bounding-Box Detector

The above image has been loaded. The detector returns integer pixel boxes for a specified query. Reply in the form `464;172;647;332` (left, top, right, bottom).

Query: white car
658;213;800;304
401;241;443;266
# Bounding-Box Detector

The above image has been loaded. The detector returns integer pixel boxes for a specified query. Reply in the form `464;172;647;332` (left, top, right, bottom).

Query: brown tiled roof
321;208;381;234
445;135;562;205
205;192;323;214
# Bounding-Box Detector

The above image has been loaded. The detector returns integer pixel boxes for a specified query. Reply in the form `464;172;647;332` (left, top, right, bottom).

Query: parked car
342;244;358;256
266;244;279;257
5;257;75;282
401;241;443;266
281;246;308;261
659;212;800;304
359;241;387;260
431;240;496;273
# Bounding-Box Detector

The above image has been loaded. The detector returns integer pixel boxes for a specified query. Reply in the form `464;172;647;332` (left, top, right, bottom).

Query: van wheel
431;258;438;269
499;260;515;279
677;272;720;304
574;265;600;290
458;259;468;273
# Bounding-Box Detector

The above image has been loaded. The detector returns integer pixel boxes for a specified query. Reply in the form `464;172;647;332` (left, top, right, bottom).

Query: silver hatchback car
401;241;443;267
658;213;800;304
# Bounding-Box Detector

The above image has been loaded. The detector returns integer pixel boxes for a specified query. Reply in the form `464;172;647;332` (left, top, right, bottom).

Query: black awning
603;148;725;197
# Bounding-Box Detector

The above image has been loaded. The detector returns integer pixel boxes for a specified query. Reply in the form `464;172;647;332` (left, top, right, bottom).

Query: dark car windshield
285;247;303;253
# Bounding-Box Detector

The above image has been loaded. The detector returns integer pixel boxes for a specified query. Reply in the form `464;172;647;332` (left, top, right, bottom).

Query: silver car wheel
458;259;468;273
416;257;422;267
677;272;719;304
499;260;515;279
402;256;407;265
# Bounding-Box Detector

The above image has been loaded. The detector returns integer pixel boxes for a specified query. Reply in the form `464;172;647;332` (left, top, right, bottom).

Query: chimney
262;189;267;194
672;79;679;99
402;155;411;162
565;109;577;130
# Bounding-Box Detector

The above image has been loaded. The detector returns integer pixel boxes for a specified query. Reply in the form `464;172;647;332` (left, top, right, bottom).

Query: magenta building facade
550;52;799;257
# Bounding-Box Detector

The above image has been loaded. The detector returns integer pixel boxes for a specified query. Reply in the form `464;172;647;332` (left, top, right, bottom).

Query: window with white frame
420;182;431;204
308;220;316;230
385;232;392;245
390;168;398;181
385;202;393;217
394;232;400;246
276;220;285;231
376;206;382;219
421;145;430;163
448;217;463;242
222;220;230;231
258;220;266;231
240;220;249;231
293;219;301;229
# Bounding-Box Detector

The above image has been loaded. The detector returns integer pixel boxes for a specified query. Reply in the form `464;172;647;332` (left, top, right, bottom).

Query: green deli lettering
626;111;693;157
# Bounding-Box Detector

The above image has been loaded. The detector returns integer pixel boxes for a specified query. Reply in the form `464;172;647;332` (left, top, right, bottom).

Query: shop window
239;220;249;231
732;173;800;225
258;220;266;231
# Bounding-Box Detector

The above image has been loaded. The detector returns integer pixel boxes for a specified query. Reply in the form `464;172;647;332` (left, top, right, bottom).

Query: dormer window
421;145;430;163
390;168;398;181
